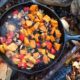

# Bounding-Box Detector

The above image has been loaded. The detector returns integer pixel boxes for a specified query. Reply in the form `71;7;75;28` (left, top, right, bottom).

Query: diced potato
27;62;34;68
20;28;28;36
46;35;55;41
26;29;32;35
28;56;36;64
31;34;35;39
46;35;51;40
38;48;46;55
50;19;58;27
12;57;20;64
20;49;27;54
42;42;46;47
6;51;14;58
24;53;31;59
37;11;43;19
43;15;51;22
34;18;40;22
7;43;18;51
30;40;36;48
40;22;44;26
34;34;39;42
55;29;62;38
47;53;55;59
22;58;26;63
31;11;37;15
3;43;7;51
21;19;26;25
17;13;22;19
24;29;29;36
26;20;33;27
24;37;29;46
30;27;35;32
0;45;5;53
20;28;25;34
33;22;40;30
39;25;47;32
43;55;50;64
28;14;35;21
41;33;46;39
50;35;55;42
30;5;38;12
33;52;40;59
54;42;61;51
14;54;19;58
50;27;56;34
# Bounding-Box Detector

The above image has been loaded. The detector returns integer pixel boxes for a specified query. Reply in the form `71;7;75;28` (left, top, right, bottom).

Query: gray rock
34;0;73;7
71;0;80;18
0;0;8;7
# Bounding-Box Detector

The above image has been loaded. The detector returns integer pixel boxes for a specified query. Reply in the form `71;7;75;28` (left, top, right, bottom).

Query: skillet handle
65;33;80;42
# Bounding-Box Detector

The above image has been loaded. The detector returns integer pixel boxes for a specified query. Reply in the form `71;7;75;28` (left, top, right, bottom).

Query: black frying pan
0;1;80;75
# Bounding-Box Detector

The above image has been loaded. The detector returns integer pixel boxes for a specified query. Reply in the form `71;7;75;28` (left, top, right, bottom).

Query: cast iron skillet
0;1;80;75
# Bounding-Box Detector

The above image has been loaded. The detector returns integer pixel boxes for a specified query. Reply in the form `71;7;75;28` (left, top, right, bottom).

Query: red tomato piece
46;41;52;50
19;54;25;60
18;62;27;68
7;32;14;39
23;7;29;12
6;38;12;44
13;10;18;15
36;59;41;63
21;62;27;68
51;48;56;54
19;34;25;41
18;62;22;68
36;42;41;47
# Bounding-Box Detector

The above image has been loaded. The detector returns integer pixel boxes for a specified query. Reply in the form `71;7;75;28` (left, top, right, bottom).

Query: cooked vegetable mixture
0;5;62;69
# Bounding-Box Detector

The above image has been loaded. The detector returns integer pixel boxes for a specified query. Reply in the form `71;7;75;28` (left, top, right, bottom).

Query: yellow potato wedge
27;62;34;68
26;20;33;27
50;19;58;28
30;40;36;48
43;15;51;22
24;37;29;46
7;43;18;51
28;14;35;21
34;33;39;42
20;49;27;54
43;55;50;64
39;25;47;32
33;52;40;59
28;56;36;64
54;42;61;51
33;22;40;30
47;53;55;59
38;48;46;55
37;11;43;19
30;5;38;12
55;29;62;38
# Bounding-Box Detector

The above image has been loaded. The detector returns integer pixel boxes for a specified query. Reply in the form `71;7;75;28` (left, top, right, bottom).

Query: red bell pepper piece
36;59;41;63
51;48;56;54
46;41;52;50
36;42;41;47
18;62;27;68
23;7;29;12
19;33;25;41
19;54;25;60
13;10;18;15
